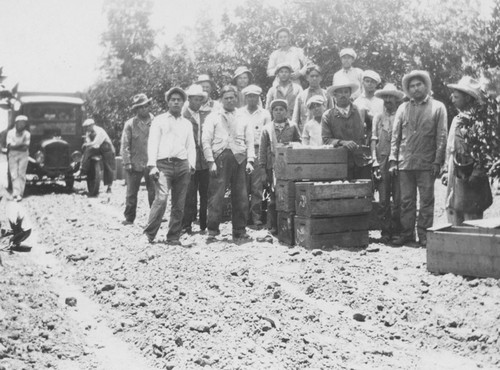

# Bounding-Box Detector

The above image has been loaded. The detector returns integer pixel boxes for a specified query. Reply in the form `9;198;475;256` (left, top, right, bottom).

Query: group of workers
116;26;493;248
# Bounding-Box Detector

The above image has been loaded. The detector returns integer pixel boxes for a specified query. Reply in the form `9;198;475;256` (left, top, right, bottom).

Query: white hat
374;83;405;100
274;63;293;76
195;74;217;91
362;70;381;84
339;48;357;59
402;70;432;97
185;84;207;98
328;75;359;95
270;99;288;110
447;76;484;102
82;118;95;127
306;95;326;108
15;115;28;122
233;66;254;83
165;87;187;102
242;84;262;96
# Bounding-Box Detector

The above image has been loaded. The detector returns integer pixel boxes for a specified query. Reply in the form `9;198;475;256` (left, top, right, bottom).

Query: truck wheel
86;160;102;197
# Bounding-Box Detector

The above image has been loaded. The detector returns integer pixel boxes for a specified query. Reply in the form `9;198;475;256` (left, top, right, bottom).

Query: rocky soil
1;179;499;370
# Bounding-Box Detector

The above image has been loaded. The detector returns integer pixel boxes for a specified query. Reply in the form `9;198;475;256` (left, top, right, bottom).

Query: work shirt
333;67;364;99
147;111;196;169
372;108;396;160
120;114;153;171
302;118;323;147
389;96;447;171
354;93;384;122
259;120;301;169
7;129;30;152
266;82;303;120
86;126;114;151
291;87;332;134
202;108;255;164
184;107;209;170
200;98;221;114
322;104;367;167
239;106;271;147
267;47;309;77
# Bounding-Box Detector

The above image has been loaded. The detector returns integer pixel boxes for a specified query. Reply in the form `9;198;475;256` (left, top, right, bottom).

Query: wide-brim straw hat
131;93;152;110
447;76;484;103
185;84;207;98
402;70;432;97
233;66;254;84
328;75;359;95
195;74;217;91
374;83;405;100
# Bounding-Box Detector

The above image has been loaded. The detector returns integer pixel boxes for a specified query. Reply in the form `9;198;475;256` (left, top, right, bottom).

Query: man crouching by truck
80;118;116;193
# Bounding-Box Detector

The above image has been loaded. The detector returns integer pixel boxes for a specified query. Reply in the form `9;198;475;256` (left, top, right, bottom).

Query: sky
0;0;253;92
0;0;492;93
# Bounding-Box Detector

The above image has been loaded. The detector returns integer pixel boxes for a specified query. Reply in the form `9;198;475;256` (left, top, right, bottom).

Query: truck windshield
24;103;79;136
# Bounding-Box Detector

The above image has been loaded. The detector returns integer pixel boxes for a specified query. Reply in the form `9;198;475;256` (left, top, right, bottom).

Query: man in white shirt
7;115;30;201
202;85;255;243
240;84;271;228
81;118;116;194
333;48;363;100
144;87;196;245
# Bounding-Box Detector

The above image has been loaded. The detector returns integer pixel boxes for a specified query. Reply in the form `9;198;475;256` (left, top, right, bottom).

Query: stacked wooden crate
294;180;372;249
274;146;348;245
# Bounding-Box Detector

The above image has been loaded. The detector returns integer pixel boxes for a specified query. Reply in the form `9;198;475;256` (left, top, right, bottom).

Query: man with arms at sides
389;70;447;247
120;93;155;225
144;87;196;246
260;100;301;234
371;84;404;244
240;84;271;229
202;85;255;243
302;95;326;146
182;85;210;235
354;70;384;144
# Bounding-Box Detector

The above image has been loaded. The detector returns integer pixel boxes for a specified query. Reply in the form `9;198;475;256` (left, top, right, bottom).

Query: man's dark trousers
207;149;248;237
124;169;155;223
182;169;209;231
144;158;190;241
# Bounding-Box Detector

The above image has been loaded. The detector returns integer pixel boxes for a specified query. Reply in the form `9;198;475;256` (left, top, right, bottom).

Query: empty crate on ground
427;220;500;279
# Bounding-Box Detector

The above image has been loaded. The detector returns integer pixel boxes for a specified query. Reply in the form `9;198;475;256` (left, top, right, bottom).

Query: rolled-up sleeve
202;113;215;162
434;103;448;166
147;119;161;167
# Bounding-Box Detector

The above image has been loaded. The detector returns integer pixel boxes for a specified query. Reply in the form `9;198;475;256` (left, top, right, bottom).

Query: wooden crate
427;223;500;279
274;146;348;181
276;180;296;212
277;211;295;246
295;180;372;217
295;214;369;249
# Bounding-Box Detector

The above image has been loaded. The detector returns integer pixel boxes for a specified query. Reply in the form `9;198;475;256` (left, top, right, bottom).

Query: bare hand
149;167;160;181
246;162;254;174
431;163;441;178
341;140;358;151
441;173;448;186
209;162;217;177
124;163;132;172
388;160;398;175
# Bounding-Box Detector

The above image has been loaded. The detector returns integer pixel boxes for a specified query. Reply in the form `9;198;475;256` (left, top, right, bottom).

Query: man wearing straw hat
267;27;309;85
371;84;404;243
181;85;210;234
333;48;364;100
195;74;221;113
443;76;492;226
120;93;155;225
322;75;371;180
233;66;259;108
389;70;447;247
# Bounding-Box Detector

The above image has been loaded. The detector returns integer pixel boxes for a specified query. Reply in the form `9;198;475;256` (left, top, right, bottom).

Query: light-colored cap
270;99;288;110
339;48;357;59
15;115;28;122
195;74;217;91
233;66;253;83
374;83;405;100
185;84;207;98
242;84;262;96
306;95;326;108
82;118;95;127
165;87;187;102
402;70;432;97
362;70;381;84
274;63;293;76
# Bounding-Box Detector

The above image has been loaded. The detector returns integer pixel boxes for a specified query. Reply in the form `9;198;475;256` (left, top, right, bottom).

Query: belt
160;157;185;163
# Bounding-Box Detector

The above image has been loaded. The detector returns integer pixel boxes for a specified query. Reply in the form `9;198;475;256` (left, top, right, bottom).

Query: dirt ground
0;179;499;370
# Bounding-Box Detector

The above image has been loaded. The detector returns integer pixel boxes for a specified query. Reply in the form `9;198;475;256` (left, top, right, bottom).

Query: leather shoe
392;235;414;246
